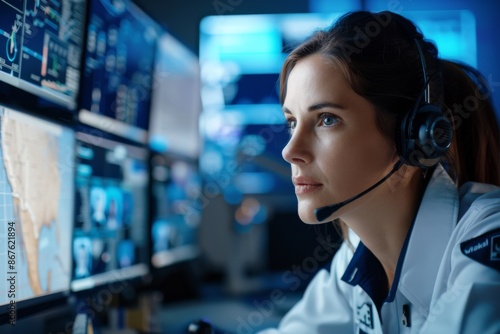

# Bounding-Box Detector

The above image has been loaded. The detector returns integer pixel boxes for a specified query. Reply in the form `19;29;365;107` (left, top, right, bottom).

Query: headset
395;38;453;168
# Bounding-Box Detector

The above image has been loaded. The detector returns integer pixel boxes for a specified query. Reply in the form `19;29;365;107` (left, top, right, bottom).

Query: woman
259;10;500;334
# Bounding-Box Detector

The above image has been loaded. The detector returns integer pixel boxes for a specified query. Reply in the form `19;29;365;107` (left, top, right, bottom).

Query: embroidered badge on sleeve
460;228;500;271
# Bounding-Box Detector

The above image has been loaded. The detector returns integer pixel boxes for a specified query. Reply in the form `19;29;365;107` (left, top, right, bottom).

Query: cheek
320;131;394;199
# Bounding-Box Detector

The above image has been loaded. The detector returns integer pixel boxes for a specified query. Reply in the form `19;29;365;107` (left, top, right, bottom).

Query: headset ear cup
396;38;454;168
416;104;453;158
397;103;453;168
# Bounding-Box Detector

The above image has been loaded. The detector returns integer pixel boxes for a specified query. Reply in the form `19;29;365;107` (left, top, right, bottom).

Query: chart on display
0;105;75;307
0;0;86;110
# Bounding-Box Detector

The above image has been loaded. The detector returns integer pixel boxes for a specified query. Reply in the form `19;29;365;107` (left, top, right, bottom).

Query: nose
282;130;312;165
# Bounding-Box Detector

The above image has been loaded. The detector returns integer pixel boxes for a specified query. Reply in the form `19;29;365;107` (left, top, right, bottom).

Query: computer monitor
0;104;75;322
78;0;161;144
71;128;150;292
0;0;87;115
150;153;201;270
199;13;343;109
149;32;202;159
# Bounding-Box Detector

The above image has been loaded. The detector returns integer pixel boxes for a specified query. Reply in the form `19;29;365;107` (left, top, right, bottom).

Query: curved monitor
71;128;150;292
0;0;87;114
78;0;161;144
0;104;75;322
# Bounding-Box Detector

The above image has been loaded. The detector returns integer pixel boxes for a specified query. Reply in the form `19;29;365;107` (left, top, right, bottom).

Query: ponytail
441;60;500;187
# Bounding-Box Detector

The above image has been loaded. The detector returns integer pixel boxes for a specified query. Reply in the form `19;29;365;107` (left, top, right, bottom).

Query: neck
342;167;425;289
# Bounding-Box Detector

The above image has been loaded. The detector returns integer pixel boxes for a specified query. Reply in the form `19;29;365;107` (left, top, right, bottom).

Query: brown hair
441;60;500;186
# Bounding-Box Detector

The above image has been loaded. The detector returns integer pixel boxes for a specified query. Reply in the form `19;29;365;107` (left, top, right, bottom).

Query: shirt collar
341;241;388;313
340;211;416;315
399;164;458;316
340;165;458;316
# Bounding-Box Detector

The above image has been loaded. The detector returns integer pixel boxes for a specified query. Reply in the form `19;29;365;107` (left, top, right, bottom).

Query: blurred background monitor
71;128;150;292
0;0;87;117
150;153;202;270
149;32;202;159
78;0;161;144
200;106;293;198
0;104;75;321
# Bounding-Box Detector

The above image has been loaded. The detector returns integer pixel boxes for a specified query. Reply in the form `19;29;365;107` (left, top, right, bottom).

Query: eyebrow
282;102;344;114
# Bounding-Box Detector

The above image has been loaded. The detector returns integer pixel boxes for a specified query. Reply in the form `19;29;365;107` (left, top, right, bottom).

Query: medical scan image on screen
0;0;86;110
0;105;75;306
71;130;149;291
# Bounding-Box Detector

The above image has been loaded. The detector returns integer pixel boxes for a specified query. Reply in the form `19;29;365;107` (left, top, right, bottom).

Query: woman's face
282;54;397;223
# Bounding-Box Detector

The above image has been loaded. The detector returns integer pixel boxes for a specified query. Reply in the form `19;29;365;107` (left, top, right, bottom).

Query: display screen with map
0;0;86;112
0;105;75;312
71;129;149;292
78;0;160;143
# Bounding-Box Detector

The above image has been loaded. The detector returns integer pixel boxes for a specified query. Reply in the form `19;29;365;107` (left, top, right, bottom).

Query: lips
292;176;323;195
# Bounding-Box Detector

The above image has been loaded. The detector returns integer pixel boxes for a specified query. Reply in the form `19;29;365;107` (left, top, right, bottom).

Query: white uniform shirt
258;165;500;334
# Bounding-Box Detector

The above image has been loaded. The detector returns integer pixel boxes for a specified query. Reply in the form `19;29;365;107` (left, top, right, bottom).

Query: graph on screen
0;0;86;110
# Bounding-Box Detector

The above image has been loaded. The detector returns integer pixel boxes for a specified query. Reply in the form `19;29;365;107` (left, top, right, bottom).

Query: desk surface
159;293;301;333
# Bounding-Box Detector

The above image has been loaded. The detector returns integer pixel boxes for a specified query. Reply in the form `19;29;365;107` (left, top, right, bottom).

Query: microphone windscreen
315;204;341;222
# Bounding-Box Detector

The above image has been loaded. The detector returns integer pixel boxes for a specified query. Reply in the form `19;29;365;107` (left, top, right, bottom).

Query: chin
297;201;342;224
297;203;322;224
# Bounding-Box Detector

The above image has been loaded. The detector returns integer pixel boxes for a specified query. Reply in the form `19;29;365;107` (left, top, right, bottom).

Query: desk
159;293;301;333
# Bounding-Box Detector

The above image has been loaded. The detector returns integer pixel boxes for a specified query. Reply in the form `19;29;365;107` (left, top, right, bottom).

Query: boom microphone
314;160;404;222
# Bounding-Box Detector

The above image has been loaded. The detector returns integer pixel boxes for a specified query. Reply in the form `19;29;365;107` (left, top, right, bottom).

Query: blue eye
286;119;297;133
320;113;339;126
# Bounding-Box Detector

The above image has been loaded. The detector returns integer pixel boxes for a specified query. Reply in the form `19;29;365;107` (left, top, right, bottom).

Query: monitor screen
150;154;201;269
71;129;149;291
78;0;160;144
0;105;75;315
149;32;202;158
0;0;87;112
